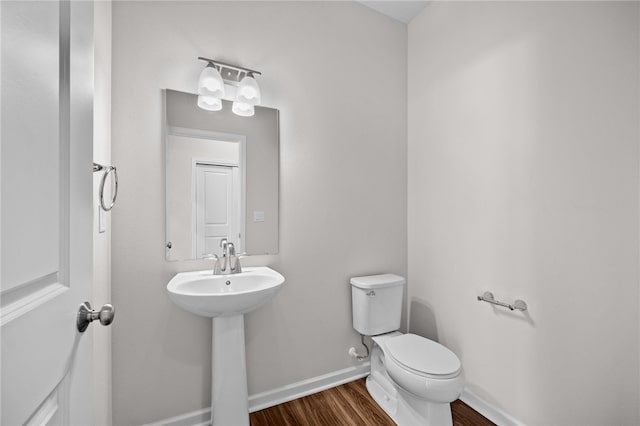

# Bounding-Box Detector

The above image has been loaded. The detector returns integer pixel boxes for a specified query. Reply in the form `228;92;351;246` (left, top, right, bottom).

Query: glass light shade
198;65;225;98
232;101;254;117
197;95;222;111
236;74;261;105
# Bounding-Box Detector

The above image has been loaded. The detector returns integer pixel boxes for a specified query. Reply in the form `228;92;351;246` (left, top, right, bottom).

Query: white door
194;164;241;258
1;1;95;424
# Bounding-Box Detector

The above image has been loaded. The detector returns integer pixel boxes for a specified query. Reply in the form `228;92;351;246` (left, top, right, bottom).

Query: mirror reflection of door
165;90;279;260
194;163;242;258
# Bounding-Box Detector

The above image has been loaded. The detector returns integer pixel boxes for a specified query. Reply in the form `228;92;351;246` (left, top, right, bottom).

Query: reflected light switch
253;211;265;222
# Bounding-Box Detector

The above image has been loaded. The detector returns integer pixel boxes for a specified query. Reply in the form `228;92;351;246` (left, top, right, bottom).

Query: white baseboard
460;388;525;426
144;365;525;426
143;363;370;426
249;362;371;412
143;408;210;426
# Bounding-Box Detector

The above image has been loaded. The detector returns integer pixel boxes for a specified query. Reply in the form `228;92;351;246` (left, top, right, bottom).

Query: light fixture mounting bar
197;57;262;76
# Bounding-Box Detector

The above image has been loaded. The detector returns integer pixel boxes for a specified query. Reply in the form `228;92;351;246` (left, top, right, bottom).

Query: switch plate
253;211;265;222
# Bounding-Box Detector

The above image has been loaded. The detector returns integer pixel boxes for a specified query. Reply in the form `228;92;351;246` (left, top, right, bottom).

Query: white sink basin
167;266;285;425
167;266;285;317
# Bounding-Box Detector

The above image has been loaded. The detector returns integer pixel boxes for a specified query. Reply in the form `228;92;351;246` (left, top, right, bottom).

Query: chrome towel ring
93;162;118;211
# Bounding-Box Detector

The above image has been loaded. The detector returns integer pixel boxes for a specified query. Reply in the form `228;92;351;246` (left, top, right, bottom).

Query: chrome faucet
218;238;243;274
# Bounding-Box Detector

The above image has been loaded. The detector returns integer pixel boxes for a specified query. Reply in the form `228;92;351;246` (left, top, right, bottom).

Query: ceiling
357;1;429;24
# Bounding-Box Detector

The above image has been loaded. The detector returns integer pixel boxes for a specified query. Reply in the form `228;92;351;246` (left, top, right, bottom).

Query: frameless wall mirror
165;89;279;261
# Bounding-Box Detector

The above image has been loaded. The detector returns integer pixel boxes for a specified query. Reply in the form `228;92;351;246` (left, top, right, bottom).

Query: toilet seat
386;334;461;379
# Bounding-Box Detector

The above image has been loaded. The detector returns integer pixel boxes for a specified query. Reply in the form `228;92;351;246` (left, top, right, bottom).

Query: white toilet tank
350;274;405;336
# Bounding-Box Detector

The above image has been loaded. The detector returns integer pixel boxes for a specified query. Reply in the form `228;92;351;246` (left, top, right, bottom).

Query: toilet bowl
370;332;464;425
384;333;464;403
350;274;464;425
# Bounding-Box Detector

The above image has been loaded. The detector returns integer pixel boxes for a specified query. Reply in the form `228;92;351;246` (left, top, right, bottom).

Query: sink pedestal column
211;314;249;426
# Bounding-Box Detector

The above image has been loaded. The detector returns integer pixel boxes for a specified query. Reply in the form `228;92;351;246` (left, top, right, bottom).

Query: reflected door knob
77;301;115;332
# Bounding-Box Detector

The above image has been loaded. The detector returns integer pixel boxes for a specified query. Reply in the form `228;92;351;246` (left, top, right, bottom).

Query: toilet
351;274;464;426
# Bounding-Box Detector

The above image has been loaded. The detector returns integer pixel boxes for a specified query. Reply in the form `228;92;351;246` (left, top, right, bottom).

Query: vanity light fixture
196;57;262;117
197;95;222;111
198;64;225;98
237;73;261;105
231;101;254;117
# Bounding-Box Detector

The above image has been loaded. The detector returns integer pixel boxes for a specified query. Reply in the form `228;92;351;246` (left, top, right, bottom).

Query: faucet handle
231;253;245;273
219;238;228;249
203;253;223;275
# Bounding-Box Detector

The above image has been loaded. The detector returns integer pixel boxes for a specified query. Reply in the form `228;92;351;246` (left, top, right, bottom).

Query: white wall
93;1;112;425
408;2;640;424
111;2;407;425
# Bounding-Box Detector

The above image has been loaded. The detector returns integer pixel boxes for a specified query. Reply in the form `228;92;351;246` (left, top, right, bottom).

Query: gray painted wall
408;2;640;424
111;2;407;424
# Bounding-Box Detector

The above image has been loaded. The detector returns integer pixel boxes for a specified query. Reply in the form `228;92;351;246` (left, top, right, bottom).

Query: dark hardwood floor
250;378;494;426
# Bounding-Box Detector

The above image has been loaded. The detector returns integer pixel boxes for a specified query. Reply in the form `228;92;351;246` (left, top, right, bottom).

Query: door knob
77;301;115;332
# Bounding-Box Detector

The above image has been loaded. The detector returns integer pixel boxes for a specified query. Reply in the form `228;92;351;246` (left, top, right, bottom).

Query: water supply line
348;334;370;361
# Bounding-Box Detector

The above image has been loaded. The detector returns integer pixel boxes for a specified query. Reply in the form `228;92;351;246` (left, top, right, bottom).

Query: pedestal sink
167;266;285;426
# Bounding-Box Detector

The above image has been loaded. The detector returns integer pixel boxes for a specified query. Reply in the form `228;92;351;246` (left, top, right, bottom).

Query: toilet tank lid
350;274;405;289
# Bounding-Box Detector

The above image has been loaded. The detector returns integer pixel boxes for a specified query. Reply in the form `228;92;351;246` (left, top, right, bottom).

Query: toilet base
366;344;454;426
